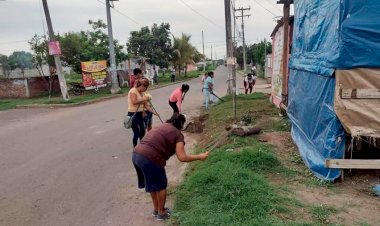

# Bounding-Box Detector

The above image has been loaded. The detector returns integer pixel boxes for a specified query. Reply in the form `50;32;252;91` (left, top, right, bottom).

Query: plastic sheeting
288;70;346;181
289;0;340;77
333;1;380;69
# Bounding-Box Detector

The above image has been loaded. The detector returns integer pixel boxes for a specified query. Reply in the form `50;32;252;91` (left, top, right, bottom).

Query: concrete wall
0;76;60;98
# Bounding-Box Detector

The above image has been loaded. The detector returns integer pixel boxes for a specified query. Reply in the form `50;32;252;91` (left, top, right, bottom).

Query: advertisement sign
271;26;284;107
81;60;108;89
48;41;61;55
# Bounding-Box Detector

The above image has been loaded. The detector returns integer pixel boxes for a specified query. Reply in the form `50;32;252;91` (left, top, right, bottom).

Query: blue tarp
289;0;340;77
333;0;380;69
287;0;380;180
287;70;346;181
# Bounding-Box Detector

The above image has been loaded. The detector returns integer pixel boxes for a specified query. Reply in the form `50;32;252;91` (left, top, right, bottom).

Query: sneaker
156;212;170;221
152;208;172;217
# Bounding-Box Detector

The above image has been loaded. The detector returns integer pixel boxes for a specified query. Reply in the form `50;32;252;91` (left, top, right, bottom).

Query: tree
56;19;128;73
126;23;172;68
8;51;33;76
28;34;52;77
172;33;196;76
236;40;272;67
0;54;11;77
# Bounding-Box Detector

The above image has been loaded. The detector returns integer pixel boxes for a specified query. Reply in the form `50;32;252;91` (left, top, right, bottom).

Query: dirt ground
259;132;380;225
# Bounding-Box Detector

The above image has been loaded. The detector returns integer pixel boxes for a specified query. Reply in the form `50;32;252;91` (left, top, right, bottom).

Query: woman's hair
166;113;186;130
181;84;190;92
135;78;150;88
208;71;214;77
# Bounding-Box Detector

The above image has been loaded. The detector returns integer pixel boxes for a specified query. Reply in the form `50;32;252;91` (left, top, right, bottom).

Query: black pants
169;101;179;113
128;111;145;147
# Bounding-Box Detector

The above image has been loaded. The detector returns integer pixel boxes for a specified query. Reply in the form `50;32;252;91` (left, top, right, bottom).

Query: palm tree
172;33;196;76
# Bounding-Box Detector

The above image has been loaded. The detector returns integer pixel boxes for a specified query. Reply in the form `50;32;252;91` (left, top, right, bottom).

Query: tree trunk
231;126;261;137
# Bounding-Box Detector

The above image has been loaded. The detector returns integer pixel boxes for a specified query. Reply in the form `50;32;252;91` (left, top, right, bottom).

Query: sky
0;0;289;60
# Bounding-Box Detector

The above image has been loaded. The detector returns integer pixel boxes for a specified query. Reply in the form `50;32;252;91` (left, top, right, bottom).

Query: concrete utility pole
224;0;233;95
235;7;251;73
224;0;237;120
277;0;293;107
41;0;69;101
106;0;121;94
202;30;205;72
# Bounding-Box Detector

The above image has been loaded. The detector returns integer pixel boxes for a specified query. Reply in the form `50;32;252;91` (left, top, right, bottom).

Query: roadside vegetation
170;93;376;226
0;71;201;111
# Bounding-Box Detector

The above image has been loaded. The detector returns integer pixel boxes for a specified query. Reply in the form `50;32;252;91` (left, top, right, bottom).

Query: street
0;66;245;226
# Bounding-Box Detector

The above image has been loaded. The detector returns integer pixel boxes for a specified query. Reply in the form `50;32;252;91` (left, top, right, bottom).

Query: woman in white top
127;78;156;147
244;73;256;94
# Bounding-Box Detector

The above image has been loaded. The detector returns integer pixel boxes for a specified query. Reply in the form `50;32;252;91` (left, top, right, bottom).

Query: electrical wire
253;0;278;17
178;0;224;30
264;0;283;14
95;0;142;27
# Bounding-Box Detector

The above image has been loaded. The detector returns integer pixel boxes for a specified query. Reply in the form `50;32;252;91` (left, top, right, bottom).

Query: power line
95;0;142;27
0;40;29;45
253;0;278;17
178;0;224;29
264;0;282;13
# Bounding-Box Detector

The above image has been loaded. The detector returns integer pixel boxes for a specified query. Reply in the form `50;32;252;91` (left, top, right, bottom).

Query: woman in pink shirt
168;84;190;113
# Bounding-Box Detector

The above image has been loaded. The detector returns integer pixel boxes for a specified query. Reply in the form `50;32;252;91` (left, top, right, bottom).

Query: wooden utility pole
277;0;293;106
41;0;69;101
235;7;251;73
106;0;121;94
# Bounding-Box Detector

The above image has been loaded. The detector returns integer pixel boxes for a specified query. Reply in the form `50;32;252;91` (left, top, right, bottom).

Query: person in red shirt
130;68;143;88
132;113;209;220
168;84;190;113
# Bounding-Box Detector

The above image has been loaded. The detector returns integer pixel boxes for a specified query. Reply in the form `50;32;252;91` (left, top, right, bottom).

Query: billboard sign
81;60;108;89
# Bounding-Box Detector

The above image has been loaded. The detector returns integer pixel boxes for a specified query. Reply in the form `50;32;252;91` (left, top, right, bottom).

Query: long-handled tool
149;100;164;123
210;92;225;102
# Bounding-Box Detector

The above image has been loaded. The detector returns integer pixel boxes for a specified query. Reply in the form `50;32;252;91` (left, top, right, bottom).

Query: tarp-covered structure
288;0;380;181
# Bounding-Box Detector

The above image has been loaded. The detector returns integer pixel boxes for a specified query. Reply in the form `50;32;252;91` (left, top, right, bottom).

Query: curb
15;76;198;109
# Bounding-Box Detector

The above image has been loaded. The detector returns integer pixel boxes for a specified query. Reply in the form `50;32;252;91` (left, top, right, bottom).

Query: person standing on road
203;71;214;109
127;78;157;147
130;68;143;88
143;91;154;132
168;84;190;113
132;113;209;220
152;65;158;85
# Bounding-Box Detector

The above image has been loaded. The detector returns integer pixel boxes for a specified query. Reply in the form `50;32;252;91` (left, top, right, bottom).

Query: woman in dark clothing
132;113;209;220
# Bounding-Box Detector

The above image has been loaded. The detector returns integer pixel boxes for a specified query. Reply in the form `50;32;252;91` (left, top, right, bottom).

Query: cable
178;0;224;30
0;40;29;45
95;0;142;27
253;0;278;17
264;0;283;14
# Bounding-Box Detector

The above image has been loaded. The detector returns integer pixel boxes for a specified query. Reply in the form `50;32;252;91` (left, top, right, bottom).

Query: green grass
170;93;327;225
310;204;337;225
0;71;201;111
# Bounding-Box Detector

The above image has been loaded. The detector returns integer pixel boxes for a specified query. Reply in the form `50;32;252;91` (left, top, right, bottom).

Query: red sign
48;41;61;55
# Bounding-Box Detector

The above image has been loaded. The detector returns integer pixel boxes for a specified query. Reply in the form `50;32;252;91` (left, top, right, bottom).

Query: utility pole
202;30;205;72
211;45;213;64
277;0;293;107
235;6;251;73
41;0;69;101
224;0;237;120
106;0;121;94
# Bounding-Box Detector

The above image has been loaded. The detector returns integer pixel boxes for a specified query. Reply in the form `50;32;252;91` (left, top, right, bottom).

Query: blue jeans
128;111;145;147
203;89;211;109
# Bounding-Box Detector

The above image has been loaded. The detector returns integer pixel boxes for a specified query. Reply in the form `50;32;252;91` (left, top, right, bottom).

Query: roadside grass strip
171;94;323;225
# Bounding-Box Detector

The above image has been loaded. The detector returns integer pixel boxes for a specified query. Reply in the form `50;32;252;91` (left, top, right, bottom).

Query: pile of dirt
183;113;208;133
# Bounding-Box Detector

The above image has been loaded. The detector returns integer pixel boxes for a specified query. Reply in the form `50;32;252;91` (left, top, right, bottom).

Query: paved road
0;66;248;226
